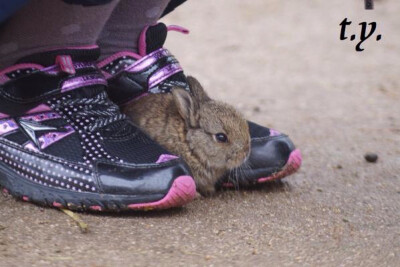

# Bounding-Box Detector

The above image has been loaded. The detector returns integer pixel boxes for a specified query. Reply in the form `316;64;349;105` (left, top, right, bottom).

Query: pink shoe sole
128;175;196;210
2;175;196;212
256;149;302;183
223;149;302;188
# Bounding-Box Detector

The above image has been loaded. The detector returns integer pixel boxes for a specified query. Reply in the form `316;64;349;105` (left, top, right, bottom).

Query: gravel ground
1;0;399;266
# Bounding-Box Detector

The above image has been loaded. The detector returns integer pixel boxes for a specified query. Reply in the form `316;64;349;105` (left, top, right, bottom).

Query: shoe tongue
139;23;168;56
16;46;101;66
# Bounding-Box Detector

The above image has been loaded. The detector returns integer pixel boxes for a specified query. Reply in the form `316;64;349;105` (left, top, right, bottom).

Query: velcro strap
126;48;170;73
61;74;107;93
125;48;183;89
148;63;183;89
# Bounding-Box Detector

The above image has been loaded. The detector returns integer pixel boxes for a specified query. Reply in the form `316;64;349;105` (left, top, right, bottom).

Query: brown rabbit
123;76;250;195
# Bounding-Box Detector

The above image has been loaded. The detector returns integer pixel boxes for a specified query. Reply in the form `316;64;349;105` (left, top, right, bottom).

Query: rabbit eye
215;133;228;143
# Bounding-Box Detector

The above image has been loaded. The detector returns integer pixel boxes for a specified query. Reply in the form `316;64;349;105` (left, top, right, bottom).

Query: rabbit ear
172;87;199;127
187;76;211;103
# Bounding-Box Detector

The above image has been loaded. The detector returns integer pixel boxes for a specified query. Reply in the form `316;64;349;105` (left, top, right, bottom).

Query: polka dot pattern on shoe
6;68;37;79
0;141;96;192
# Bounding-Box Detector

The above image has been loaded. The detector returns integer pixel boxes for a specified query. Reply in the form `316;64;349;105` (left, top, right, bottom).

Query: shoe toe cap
97;159;192;196
250;132;296;169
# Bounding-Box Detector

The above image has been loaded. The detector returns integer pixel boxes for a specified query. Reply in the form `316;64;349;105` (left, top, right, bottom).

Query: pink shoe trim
56;55;76;74
126;49;170;73
0;119;18;136
223;149;302;188
128;175;196;210
269;129;281;137
156;154;179;163
53;202;63;208
0;75;10;84
101;71;112;79
25;104;52;115
41;62;96;76
21;111;61;122
38;126;75;150
24;142;40;152
257;149;302;183
0;112;9;119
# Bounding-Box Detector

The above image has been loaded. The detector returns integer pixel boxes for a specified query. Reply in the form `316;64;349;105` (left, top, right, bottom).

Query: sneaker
97;23;302;189
0;47;196;211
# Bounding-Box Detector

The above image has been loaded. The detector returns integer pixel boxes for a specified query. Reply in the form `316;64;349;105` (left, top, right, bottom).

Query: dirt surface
1;0;399;266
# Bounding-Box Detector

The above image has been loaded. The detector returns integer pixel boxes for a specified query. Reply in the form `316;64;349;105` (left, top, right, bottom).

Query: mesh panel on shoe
102;126;170;164
44;119;72;128
42;133;84;162
4;131;28;145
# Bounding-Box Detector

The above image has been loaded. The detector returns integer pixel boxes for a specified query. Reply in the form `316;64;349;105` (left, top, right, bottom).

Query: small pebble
364;153;378;163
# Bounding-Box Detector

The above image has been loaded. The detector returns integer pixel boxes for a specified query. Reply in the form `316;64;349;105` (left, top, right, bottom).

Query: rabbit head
172;76;250;171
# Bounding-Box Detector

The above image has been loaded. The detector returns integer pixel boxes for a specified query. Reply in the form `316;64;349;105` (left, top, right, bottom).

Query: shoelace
54;91;127;132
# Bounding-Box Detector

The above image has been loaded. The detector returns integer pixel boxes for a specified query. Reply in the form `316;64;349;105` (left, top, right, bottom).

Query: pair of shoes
98;23;302;188
0;48;196;211
0;23;301;212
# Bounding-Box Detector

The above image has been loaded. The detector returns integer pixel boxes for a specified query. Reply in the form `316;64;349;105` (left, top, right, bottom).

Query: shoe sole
222;149;302;188
127;175;196;211
0;167;196;212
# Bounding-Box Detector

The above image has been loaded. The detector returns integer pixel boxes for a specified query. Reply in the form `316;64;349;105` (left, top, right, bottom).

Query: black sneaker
97;23;302;189
0;47;196;211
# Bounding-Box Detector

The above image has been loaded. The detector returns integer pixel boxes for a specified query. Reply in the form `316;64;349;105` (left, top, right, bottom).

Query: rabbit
123;76;250;195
